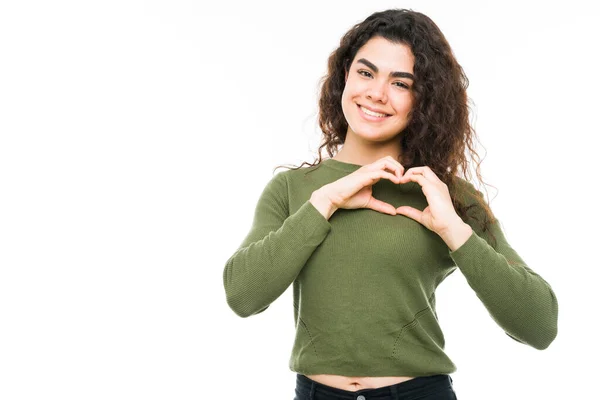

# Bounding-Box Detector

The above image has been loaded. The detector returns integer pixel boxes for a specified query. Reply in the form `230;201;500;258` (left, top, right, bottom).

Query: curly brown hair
273;8;499;247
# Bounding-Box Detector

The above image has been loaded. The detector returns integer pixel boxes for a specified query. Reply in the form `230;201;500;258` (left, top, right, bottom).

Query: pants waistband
295;373;453;400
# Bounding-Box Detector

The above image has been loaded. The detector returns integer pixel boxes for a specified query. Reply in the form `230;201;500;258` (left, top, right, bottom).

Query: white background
1;0;598;399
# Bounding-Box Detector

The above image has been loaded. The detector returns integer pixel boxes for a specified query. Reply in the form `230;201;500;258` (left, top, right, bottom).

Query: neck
333;127;403;165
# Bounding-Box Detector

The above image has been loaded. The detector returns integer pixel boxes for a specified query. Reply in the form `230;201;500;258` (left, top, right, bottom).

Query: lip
359;104;390;114
357;104;391;122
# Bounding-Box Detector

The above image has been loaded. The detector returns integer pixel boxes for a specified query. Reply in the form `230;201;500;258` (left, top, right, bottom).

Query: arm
447;184;559;350
223;172;332;318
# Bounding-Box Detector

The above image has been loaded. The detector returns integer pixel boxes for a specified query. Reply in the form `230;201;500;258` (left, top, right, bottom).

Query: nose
366;80;387;103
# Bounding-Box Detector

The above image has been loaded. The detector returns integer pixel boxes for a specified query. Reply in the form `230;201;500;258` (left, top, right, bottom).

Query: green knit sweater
223;158;558;377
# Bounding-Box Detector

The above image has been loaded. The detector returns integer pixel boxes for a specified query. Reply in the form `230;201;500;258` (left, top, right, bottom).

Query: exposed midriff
304;374;416;391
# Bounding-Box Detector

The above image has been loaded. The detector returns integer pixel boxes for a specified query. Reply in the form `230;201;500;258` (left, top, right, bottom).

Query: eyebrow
356;58;415;80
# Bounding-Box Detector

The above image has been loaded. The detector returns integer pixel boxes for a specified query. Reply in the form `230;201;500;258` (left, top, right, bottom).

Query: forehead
353;36;414;72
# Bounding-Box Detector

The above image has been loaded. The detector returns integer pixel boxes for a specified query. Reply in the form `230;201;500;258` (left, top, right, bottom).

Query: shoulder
273;162;323;182
451;176;482;204
262;163;317;194
451;176;497;225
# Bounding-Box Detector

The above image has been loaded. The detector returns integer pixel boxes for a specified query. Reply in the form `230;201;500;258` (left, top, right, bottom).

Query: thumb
395;206;421;221
366;198;397;215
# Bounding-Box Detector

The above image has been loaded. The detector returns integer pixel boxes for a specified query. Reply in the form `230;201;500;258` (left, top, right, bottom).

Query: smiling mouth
357;104;391;118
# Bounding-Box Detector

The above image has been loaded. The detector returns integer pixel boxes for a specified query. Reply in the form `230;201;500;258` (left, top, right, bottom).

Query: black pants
294;373;457;400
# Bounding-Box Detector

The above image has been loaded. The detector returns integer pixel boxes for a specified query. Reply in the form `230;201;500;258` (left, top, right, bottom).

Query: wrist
310;187;337;220
439;217;473;252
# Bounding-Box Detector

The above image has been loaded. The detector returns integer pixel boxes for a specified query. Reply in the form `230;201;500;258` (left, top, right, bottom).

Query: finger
395;206;421;221
404;166;443;185
381;170;402;184
367;197;397;215
383;157;405;180
372;157;404;181
399;170;427;185
365;169;401;184
401;167;424;179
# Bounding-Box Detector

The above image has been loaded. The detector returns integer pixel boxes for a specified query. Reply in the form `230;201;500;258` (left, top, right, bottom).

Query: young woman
223;8;558;400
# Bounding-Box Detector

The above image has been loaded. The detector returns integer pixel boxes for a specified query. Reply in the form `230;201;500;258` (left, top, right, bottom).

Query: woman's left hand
395;166;463;237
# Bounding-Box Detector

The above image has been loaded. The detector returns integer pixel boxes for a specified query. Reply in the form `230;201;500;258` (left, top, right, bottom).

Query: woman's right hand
316;156;406;217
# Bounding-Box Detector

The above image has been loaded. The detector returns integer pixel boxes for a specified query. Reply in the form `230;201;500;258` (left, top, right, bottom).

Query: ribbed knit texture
223;158;558;377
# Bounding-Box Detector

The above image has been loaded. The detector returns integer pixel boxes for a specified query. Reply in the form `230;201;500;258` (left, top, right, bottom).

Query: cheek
340;88;354;117
393;96;413;114
341;84;354;103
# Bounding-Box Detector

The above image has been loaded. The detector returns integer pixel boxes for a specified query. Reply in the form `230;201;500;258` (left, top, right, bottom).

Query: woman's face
341;36;415;143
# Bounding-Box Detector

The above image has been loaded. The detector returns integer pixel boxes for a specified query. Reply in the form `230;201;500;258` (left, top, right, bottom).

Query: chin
353;122;404;139
354;130;397;142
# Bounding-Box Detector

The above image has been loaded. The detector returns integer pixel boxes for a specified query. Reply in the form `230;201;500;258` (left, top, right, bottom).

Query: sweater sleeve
448;183;559;350
223;171;332;318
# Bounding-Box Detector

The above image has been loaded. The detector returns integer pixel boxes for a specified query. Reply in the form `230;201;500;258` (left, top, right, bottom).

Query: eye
358;70;410;89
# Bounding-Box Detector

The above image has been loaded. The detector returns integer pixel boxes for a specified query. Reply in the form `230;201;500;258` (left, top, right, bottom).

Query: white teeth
360;106;388;118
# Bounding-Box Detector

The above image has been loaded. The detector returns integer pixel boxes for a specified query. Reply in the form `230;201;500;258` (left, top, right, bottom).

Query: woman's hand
394;166;465;237
317;156;405;216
